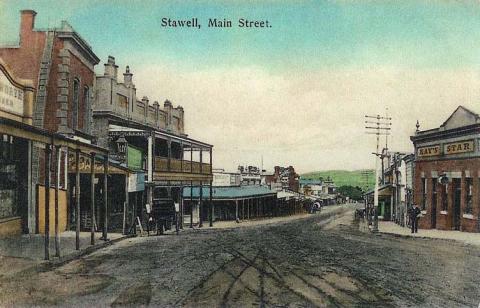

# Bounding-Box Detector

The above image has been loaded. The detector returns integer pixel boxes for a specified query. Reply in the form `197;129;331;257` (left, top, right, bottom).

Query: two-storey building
92;57;213;230
411;106;480;232
0;11;116;250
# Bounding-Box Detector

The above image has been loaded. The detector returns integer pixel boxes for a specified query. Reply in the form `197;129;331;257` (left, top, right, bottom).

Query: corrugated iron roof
182;185;276;199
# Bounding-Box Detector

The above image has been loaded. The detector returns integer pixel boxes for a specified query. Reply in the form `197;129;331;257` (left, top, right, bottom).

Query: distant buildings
237;165;262;186
299;177;339;205
264;166;299;192
212;169;240;187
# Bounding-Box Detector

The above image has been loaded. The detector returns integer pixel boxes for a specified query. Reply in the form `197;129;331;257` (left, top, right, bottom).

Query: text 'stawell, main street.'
160;18;272;29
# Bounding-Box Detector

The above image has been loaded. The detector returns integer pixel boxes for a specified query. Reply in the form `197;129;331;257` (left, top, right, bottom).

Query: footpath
0;231;131;279
377;221;480;248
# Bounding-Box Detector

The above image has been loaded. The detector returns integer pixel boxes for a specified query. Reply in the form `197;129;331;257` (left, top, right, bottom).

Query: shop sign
68;153;123;174
0;70;24;116
128;173;145;192
444;140;474;155
417;145;440;157
127;145;143;170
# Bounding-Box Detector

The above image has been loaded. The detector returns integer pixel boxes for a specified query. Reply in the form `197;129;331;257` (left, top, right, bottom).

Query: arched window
83;86;90;132
72;79;80;130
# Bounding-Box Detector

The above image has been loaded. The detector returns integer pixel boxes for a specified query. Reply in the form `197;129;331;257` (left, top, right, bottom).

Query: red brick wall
43;39;63;132
414;158;480;232
67;51;94;132
43;39;94;132
0;11;45;91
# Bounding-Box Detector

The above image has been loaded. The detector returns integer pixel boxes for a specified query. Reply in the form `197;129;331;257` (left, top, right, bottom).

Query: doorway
452;178;461;231
431;178;437;229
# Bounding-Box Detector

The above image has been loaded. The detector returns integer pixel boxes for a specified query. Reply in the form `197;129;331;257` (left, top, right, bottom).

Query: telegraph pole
365;114;392;233
361;170;372;191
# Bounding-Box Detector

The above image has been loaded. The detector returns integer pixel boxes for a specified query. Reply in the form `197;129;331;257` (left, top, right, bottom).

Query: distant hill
301;170;374;191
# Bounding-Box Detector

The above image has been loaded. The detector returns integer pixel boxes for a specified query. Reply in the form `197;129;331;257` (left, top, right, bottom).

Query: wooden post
123;174;128;235
167;139;171;171
200;149;203;174
44;143;51;260
180;191;184;229
209;180;213;227
209;147;212;175
90;152;96;245
235;200;239;222
242;199;245;220
190;144;193;173
190;180;193;228
54;145;61;257
102;155;109;241
199;181;203;227
75;149;80;250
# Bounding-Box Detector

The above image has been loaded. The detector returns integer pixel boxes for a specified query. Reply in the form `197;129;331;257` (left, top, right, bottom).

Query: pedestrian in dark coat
409;204;421;233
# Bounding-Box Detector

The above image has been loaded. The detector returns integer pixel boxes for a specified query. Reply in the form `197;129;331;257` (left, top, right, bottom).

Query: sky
2;0;480;173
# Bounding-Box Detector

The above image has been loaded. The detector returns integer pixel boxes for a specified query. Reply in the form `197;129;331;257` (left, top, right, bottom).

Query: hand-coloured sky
2;0;480;173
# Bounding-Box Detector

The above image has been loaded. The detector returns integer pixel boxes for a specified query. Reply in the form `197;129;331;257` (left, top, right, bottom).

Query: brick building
0;10;111;238
0;10;98;135
264;166;299;192
411;106;480;232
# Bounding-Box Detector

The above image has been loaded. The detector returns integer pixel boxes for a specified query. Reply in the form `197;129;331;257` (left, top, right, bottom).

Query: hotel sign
444;140;474;155
0;69;24;116
68;153;126;174
417;145;440;157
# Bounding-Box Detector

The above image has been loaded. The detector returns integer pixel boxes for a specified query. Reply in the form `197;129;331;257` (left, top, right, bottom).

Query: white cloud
131;63;480;173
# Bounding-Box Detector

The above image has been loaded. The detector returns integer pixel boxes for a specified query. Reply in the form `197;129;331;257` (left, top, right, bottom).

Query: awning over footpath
364;184;392;197
0;117;108;155
183;185;276;200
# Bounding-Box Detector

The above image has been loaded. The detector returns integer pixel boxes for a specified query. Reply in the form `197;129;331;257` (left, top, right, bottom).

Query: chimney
104;56;118;79
123;65;133;86
20;10;36;45
142;96;149;118
164;100;173;126
176;105;184;133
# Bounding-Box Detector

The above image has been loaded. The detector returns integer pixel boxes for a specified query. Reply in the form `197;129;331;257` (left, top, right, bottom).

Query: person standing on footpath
409;204;421;233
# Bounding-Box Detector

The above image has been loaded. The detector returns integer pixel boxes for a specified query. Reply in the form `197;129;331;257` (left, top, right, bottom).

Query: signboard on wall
127;145;143;170
0;69;24;116
128;173;145;192
417;145;440;157
444;140;474;155
68;153;126;174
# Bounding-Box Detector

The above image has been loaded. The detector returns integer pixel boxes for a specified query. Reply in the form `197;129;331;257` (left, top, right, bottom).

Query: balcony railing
154;157;212;174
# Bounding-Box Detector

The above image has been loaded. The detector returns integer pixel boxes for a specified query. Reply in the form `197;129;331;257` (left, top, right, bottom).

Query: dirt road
1;204;479;307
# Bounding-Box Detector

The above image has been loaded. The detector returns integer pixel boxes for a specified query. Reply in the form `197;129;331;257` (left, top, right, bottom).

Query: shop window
421;178;427;210
442;183;448;211
72;79;80;130
83;86;90;132
0;135;17;219
466;178;473;214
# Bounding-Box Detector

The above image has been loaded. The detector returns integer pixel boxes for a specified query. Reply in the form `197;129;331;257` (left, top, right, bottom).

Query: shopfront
0;61;34;236
411;106;480;232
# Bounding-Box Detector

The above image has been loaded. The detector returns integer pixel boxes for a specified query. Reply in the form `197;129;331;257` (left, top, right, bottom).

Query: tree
337;185;363;201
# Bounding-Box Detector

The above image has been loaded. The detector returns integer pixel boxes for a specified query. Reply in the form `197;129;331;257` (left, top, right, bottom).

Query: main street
1;205;479;307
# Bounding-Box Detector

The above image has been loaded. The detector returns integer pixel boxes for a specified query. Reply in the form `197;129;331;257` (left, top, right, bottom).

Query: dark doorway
431;178;437;228
452;178;461;230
